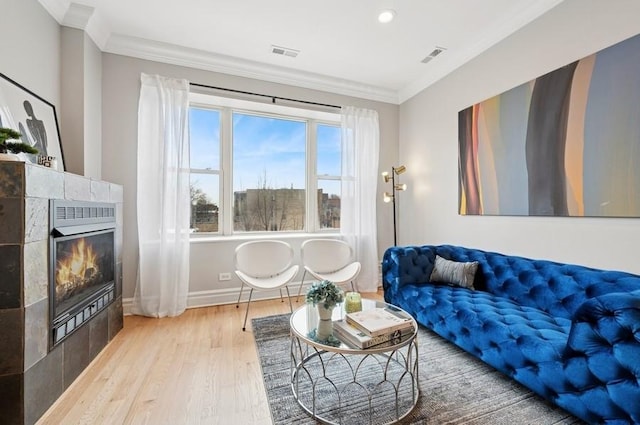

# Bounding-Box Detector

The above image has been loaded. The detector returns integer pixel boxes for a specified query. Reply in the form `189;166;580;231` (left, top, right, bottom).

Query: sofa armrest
566;289;640;364
563;290;640;419
567;289;640;351
382;246;435;292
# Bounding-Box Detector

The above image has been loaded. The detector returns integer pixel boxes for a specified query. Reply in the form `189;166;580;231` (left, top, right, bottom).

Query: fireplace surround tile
0;308;24;375
24;345;63;425
115;205;123;263
89;308;109;359
0;162;24;198
115;261;123;297
25;164;64;199
24;298;48;371
0;372;23;425
90;180;110;202
23;240;48;307
62;322;91;387
0;244;22;309
109;183;123;203
108;297;124;340
64;173;91;201
0;198;22;244
24;197;49;243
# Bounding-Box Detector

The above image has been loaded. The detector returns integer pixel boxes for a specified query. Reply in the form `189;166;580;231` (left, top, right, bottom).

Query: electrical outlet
218;272;231;281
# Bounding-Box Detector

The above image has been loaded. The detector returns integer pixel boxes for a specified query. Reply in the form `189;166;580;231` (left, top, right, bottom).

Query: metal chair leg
296;270;308;302
279;289;284;302
236;282;245;308
285;286;293;312
242;288;254;331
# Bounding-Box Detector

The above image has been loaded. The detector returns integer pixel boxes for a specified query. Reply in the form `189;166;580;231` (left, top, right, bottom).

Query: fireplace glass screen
54;230;115;317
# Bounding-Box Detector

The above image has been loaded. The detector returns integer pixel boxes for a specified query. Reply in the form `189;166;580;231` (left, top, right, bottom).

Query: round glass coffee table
289;298;419;424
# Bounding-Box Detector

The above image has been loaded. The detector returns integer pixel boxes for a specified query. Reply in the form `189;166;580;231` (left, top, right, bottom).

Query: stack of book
333;306;414;349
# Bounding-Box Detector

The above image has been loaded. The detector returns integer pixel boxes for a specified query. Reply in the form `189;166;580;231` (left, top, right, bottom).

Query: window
189;107;220;232
233;112;306;231
189;93;341;235
316;124;341;230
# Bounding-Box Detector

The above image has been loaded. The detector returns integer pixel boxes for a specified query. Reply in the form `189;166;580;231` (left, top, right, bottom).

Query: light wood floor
37;291;383;425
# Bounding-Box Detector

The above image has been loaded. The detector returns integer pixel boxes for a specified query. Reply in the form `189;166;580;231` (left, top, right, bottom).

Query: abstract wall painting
459;33;640;217
0;72;65;171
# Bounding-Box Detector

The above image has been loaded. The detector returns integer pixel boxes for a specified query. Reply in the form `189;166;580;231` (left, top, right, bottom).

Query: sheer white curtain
133;74;190;317
341;106;380;292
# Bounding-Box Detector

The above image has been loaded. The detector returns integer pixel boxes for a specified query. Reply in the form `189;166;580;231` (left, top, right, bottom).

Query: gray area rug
252;313;586;425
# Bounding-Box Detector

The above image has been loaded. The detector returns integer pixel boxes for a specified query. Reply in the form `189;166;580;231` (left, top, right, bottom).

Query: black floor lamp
382;165;407;246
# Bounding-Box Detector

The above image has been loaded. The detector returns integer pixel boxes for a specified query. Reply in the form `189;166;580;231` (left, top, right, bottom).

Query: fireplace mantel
0;161;124;425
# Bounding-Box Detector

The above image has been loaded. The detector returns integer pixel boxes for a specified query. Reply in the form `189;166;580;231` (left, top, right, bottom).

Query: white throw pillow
429;255;478;289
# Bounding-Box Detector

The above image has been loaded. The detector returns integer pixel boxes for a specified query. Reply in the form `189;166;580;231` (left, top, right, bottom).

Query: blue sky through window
317;124;341;176
189;107;341;208
233;113;306;191
189;108;219;170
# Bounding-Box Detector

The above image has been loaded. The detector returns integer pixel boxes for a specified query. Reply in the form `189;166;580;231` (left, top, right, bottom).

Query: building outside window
316;123;341;229
188;93;341;235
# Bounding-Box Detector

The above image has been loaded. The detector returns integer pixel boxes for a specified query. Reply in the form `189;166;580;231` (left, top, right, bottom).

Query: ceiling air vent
271;45;299;58
421;46;447;64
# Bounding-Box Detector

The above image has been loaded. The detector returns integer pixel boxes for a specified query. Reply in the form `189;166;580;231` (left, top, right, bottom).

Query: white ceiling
39;0;564;104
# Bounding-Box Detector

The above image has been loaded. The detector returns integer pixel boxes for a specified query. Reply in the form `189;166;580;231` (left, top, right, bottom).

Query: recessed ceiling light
378;9;396;23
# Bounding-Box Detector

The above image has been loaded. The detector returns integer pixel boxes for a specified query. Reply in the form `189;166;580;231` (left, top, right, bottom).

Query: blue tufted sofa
382;245;640;424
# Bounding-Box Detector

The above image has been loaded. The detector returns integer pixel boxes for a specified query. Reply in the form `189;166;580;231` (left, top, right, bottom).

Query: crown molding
83;9;110;50
398;0;565;102
39;0;109;49
39;0;398;103
104;34;399;104
40;0;564;105
38;0;69;23
61;2;92;29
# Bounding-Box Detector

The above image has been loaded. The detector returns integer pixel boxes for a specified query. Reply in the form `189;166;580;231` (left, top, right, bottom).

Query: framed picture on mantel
0;72;65;171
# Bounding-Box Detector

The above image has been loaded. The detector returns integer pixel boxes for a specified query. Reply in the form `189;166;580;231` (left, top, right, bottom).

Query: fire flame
56;238;99;290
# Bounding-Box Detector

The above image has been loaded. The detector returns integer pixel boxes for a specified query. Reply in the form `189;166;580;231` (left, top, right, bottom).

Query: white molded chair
235;240;299;331
296;239;361;302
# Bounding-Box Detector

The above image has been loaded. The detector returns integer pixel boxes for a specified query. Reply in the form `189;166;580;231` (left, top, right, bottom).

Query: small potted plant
306;280;345;310
0;127;38;161
306;280;344;342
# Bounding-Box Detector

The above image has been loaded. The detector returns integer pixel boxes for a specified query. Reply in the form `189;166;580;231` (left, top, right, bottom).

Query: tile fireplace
0;161;123;425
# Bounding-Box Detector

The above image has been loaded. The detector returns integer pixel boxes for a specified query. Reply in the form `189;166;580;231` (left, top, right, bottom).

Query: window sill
189;232;340;244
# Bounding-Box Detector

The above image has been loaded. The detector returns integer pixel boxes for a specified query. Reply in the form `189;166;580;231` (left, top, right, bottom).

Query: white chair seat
236;265;299;290
305;262;361;285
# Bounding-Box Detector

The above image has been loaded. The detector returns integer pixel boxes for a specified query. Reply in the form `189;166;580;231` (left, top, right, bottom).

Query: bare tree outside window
190;183;218;232
233;113;307;232
234;171;305;231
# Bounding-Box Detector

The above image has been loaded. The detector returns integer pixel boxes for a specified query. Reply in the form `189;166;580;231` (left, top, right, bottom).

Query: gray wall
398;0;640;272
1;0;60;114
101;54;399;303
2;1;101;180
60;27;84;174
60;27;103;178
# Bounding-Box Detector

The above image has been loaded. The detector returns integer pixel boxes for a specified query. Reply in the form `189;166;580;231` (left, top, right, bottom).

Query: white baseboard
122;280;311;315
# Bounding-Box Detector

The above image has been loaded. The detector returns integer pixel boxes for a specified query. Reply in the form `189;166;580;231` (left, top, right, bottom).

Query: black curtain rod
189;82;342;110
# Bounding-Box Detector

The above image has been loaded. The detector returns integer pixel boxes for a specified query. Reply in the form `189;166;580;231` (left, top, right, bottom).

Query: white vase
316;304;334;341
